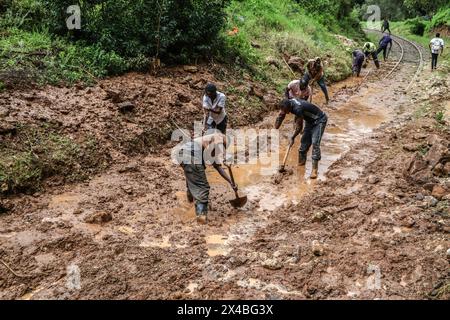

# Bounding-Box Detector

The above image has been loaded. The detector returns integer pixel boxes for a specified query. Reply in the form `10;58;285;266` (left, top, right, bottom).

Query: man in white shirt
429;33;445;71
285;78;312;101
202;83;227;134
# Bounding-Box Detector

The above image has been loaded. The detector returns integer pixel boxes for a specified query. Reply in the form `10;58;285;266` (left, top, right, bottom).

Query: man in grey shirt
202;83;227;134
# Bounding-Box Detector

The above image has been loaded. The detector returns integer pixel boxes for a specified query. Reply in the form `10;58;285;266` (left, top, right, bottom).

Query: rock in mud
358;203;373;215
84;211;112;224
403;144;418;152
447;248;450;260
405;152;428;175
431;185;448;200
118;162;139;173
261;258;282;270
287;56;305;73
104;89;122;103
117;101;136;113
367;175;380;184
425;143;449;169
423;196;439;208
312;211;328;222
311;241;325;256
183;65;198;73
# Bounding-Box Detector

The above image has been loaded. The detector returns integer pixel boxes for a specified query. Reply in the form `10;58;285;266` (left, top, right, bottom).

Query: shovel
226;165;247;208
278;141;294;173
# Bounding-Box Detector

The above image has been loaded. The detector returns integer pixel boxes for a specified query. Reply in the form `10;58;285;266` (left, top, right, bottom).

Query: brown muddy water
190;76;398;257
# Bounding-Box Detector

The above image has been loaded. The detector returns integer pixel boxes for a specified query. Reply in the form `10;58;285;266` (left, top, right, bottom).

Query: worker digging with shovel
174;132;246;223
275;99;328;179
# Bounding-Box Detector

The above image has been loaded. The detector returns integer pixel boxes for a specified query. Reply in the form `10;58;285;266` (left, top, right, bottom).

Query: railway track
364;28;424;90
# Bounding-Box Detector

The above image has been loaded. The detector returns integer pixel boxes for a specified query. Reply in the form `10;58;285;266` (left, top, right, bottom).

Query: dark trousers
299;114;328;161
353;56;364;76
431;53;439;69
365;52;380;69
303;73;329;101
182;164;210;214
376;45;389;61
381;26;391;34
207;115;227;134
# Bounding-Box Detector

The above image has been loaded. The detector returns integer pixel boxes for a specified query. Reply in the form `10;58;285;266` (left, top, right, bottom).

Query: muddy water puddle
208;84;392;211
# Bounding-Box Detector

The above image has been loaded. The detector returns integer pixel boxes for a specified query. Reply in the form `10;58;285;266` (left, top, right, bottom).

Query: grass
389;20;450;73
222;0;362;91
0;28;127;87
0;124;110;194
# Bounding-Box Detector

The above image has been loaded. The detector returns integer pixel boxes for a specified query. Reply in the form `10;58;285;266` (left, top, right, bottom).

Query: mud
0;36;449;300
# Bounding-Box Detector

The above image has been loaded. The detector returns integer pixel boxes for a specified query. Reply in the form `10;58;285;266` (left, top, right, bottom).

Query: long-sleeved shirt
379;35;393;48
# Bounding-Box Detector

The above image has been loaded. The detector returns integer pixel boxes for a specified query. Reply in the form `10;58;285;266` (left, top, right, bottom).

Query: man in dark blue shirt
275;99;328;179
377;34;393;61
352;49;365;77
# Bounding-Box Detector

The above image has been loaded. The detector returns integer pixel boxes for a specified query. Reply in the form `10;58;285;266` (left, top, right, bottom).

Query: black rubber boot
195;202;208;223
298;152;307;166
310;160;319;179
186;190;194;203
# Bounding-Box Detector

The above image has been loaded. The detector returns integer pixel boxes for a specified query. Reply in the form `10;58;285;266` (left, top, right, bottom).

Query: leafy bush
38;0;229;63
409;18;426;35
429;6;450;30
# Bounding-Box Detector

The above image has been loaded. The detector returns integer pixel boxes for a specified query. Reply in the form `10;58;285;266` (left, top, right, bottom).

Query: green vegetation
356;0;448;20
390;16;450;74
1;0;365;88
0;125;109;194
223;0;362;88
0;28;126;87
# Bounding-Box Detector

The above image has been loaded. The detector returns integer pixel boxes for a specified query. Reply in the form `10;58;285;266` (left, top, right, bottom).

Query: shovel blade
229;196;247;208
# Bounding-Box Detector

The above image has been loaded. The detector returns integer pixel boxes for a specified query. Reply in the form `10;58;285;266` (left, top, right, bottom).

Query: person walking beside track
202;83;227;134
303;57;330;104
174;133;237;223
377;33;393;61
352;49;365;77
429;33;445;71
275;99;328;179
285;78;312;102
363;42;380;69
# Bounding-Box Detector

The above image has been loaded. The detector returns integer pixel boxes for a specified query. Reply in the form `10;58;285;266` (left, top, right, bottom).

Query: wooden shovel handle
227;166;239;197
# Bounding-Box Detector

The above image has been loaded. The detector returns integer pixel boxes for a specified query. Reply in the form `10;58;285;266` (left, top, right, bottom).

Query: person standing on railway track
381;17;391;34
429;33;445;71
377;33;393;61
352;49;365;77
303;57;330;104
202;83;227;134
363;42;380;69
285;78;312;102
174;132;237;222
275;98;327;179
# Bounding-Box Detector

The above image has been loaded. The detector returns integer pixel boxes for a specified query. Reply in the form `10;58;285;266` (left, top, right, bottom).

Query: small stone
84;211;112;224
431;185;448;200
446;249;450;259
312;211;327;222
415;193;424;201
311;240;324;256
367;175;380;184
117;101;135;113
403;144;418;152
261;258;282;270
183;65;198;73
424;196;439;207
